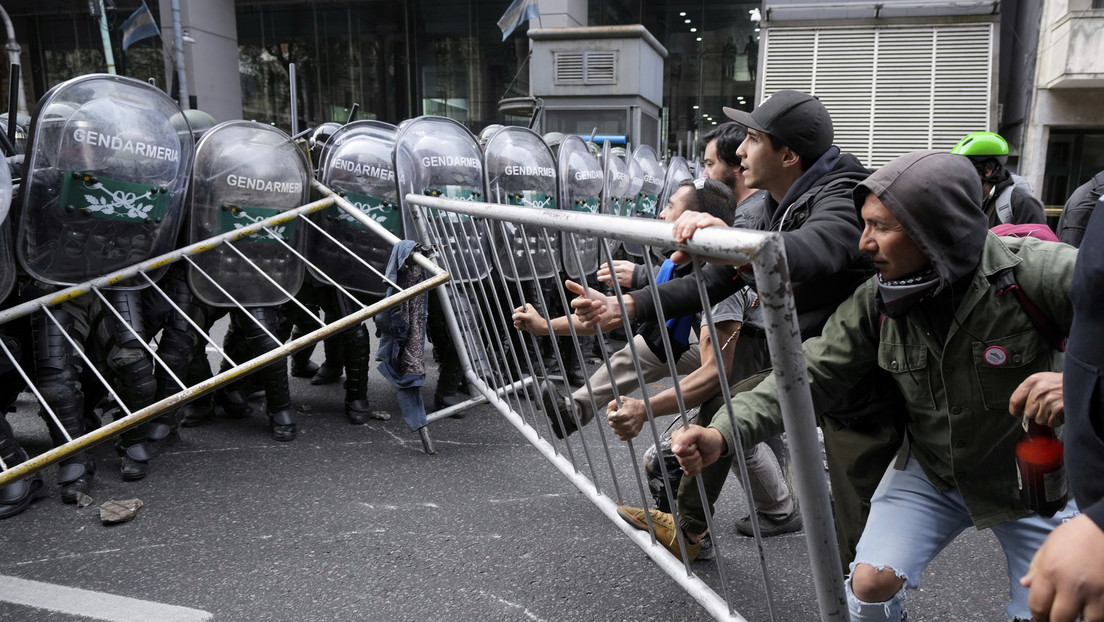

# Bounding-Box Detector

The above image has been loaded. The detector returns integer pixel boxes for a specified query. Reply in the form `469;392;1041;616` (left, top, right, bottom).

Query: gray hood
853;150;987;294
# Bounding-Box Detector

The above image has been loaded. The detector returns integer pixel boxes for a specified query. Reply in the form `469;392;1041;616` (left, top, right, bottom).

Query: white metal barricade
0;180;448;487
406;193;848;622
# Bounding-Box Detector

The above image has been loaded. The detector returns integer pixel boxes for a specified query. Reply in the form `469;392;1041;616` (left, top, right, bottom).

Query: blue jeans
846;455;1080;621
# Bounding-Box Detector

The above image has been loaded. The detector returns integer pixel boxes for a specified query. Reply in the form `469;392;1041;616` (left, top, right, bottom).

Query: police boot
39;373;95;503
180;394;215;427
116;426;151;482
289;333;319;378
259;363;296;442
215;385;254;419
339;325;371;424
57;455;95;505
145;412;181;455
0;418;46;519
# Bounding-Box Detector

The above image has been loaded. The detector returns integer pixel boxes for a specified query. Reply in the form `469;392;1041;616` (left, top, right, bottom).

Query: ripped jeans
846;455;1080;621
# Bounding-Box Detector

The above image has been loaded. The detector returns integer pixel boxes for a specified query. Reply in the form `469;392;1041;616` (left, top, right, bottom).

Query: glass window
1043;130;1104;206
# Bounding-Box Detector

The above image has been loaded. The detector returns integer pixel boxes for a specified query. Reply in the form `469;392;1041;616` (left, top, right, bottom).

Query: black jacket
1066;204;1104;529
1057;170;1104;248
629;146;874;339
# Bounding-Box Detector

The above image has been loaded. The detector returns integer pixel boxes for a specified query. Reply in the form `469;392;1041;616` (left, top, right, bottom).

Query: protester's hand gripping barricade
12;74;194;492
309;120;400;425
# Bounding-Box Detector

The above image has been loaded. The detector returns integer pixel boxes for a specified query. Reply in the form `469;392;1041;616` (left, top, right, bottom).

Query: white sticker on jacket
984;345;1008;366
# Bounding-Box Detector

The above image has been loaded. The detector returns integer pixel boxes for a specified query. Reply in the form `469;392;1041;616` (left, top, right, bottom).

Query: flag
121;2;161;51
497;0;540;41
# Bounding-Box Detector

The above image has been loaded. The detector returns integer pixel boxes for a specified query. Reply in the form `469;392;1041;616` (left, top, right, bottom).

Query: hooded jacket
711;151;1078;529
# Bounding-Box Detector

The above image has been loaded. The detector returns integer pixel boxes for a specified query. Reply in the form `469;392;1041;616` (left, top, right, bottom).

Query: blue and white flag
121;2;161;50
497;0;540;41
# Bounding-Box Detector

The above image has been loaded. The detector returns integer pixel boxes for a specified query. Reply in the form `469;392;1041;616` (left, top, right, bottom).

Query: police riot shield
601;142;631;255
622;145;663;258
16;74;193;289
484;126;559;282
558;135;604;281
187;120;311;307
394;116;489;283
651;156;693;261
310;120;399;298
0;159;13;301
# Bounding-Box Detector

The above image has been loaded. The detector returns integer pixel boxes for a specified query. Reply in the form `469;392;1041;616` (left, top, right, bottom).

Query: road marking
0;575;212;622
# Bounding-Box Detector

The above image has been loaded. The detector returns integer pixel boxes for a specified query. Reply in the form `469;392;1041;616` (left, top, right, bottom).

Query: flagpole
97;0;117;74
171;0;189;109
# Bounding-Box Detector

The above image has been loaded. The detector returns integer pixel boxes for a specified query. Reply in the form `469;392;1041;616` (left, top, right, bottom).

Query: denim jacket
376;240;429;431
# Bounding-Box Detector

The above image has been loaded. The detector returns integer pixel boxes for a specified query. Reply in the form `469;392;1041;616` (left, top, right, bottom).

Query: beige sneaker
617;505;706;562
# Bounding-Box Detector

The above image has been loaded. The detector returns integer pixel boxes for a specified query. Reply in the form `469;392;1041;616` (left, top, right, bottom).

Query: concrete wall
158;0;243;122
1019;0;1104;192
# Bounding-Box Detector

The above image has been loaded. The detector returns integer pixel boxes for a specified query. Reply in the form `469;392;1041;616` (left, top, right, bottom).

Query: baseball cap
723;90;834;164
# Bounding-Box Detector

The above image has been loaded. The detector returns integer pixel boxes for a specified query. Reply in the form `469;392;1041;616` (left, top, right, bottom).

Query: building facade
1;0;1100;206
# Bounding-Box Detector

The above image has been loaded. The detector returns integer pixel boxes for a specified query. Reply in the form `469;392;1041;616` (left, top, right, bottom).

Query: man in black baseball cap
723;89;834;167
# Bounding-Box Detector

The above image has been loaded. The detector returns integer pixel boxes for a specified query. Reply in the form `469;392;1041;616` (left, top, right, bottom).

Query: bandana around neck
877;268;939;318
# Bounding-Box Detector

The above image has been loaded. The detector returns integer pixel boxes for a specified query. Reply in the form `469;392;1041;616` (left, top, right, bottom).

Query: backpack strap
995;184;1015;225
993;267;1066;352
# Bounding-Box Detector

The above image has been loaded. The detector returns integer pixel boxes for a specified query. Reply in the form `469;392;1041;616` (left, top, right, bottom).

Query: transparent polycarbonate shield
187;120;310;307
634;145;664;220
484;126;559;282
0;161;11;301
601;143;631;255
394;116;489;283
558;136;604;281
651;156;694;261
601;142;630;217
310;120;399;297
622;146;663;258
16;74;193;289
0;221;13;303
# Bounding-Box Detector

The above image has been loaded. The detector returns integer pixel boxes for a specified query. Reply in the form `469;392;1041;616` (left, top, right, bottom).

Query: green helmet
951;131;1008;164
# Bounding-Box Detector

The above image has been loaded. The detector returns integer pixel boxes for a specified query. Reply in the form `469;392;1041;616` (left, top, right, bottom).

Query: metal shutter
762;23;993;167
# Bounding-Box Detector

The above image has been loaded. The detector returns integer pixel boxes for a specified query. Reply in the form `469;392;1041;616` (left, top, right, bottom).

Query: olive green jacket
714;234;1076;529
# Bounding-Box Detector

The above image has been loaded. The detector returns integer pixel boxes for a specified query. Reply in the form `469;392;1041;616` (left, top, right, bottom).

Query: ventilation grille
555;50;618;85
762;23;994;167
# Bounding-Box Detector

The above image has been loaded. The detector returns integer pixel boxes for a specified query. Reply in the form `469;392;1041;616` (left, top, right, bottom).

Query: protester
1055;169;1104;248
512;178;738;438
951;131;1047;227
1020;204;1104;622
573;90;906;566
670;150;1079;621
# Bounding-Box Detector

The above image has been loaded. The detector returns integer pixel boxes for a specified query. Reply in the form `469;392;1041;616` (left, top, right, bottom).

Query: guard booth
527;25;667;154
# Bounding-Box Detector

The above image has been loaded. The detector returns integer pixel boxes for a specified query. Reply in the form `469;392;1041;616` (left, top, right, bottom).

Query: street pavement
1;349;1018;622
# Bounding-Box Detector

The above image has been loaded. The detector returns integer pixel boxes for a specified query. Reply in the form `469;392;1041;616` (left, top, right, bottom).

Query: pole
0;4;26;115
97;0;116;74
171;0;189;109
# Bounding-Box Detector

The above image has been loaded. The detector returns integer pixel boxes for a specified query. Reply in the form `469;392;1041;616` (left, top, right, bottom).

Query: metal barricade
406;193;848;622
0;180;448;485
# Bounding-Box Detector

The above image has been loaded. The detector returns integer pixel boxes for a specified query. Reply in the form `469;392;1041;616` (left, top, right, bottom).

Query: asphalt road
1;347;1018;622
